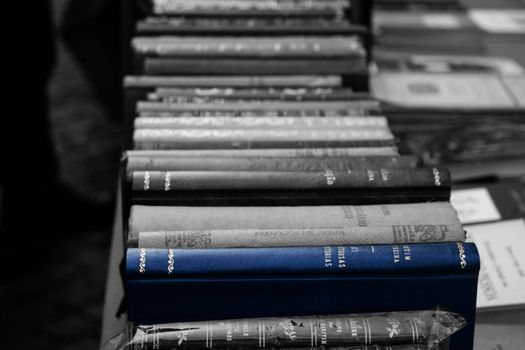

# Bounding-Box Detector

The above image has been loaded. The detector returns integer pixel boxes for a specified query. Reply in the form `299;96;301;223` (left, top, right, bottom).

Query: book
124;147;401;158
151;0;350;17
134;116;389;129
130;167;451;206
133;129;396;150
449;180;525;311
127;243;477;277
132;36;364;57
465;219;525;311
124;156;420;174
374;54;525;75
136;17;364;36
127;202;463;245
136;100;381;112
451;180;525;225
124;310;466;350
148;87;366;101
141;57;366;75
124;75;344;88
126;258;479;350
374;10;483;55
371;72;518;109
137;108;381;117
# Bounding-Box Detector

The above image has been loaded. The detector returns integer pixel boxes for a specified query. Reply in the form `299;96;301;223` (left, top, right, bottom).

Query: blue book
126;243;480;350
127;243;479;277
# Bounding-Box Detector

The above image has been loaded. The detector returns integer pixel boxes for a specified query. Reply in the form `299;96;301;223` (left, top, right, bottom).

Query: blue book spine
126;242;479;278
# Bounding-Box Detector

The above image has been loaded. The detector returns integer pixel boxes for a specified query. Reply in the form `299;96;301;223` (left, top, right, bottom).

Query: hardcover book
127;202;463;246
126;244;480;350
130;167;450;206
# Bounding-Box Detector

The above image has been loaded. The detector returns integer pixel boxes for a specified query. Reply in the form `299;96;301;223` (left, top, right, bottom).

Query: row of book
109;1;480;350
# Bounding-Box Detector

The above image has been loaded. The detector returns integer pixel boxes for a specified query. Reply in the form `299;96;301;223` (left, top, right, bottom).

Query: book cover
451;181;525;225
465;219;525;311
371;72;517;109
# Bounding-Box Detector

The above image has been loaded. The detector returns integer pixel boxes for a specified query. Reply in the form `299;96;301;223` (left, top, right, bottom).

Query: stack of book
116;1;480;350
371;2;525;181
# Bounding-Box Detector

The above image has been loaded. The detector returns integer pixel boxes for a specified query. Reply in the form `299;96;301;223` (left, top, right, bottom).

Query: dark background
1;1;120;349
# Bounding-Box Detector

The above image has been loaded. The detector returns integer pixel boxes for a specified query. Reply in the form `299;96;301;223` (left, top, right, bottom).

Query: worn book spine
136;18;360;36
132;167;448;191
137;221;464;248
153;1;349;17
142;58;365;75
134;116;388;129
123;75;343;88
124;310;464;350
138;108;381;117
136;100;380;112
151;87;366;101
127;243;478;277
125;147;400;158
125;156;419;174
133;36;361;57
128;202;463;244
133;129;396;149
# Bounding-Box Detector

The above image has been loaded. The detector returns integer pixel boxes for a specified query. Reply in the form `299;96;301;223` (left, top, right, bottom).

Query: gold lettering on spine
139;248;146;274
432;168;442;186
164;171;171;191
143;171;150;191
167;249;174;274
457;242;467;269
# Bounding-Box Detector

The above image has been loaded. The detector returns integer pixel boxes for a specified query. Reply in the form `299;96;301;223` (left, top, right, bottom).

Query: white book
371;72;517;109
466;219;525;311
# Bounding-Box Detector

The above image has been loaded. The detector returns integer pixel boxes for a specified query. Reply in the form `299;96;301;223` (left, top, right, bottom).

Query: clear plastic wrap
102;310;465;350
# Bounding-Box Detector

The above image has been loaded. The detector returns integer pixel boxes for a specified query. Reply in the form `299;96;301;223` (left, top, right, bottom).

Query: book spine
125;310;456;350
134;116;388;129
131;168;449;191
133;36;359;56
151;87;365;101
133;138;396;150
125;147;400;158
136;100;379;112
138;108;380;117
128;202;464;244
133;129;395;149
124;75;343;88
143;58;364;75
127;243;478;277
125;156;419;173
136;19;359;36
136;220;465;247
